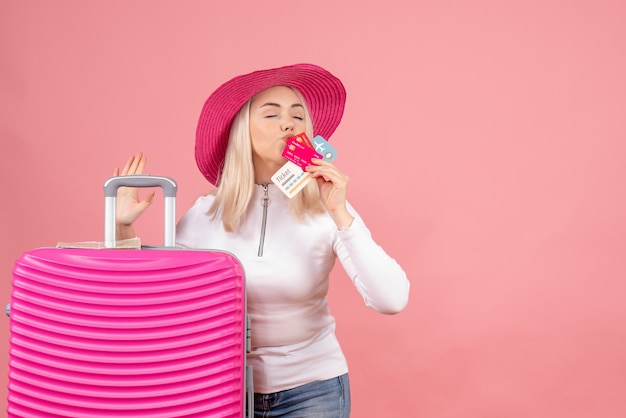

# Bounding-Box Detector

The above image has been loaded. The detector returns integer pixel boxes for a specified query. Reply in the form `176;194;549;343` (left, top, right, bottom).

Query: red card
291;132;314;150
282;136;322;169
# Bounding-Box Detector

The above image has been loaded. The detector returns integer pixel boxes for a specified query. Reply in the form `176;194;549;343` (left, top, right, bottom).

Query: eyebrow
259;102;304;110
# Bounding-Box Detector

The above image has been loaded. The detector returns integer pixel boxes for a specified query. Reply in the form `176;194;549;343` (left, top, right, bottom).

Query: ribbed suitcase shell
8;246;246;417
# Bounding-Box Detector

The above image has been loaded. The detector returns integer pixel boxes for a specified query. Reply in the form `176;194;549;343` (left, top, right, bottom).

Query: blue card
311;135;338;162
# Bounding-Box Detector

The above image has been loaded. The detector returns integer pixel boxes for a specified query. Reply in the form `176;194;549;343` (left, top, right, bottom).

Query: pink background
1;1;625;416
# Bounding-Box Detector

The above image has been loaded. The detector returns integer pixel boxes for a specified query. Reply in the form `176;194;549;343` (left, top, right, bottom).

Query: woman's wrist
116;223;136;240
330;209;354;231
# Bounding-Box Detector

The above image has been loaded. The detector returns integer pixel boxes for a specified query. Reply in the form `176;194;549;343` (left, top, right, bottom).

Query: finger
136;153;147;174
136;191;156;211
309;158;334;168
307;159;344;176
307;165;329;177
127;152;143;175
120;154;136;176
310;166;340;181
311;168;330;181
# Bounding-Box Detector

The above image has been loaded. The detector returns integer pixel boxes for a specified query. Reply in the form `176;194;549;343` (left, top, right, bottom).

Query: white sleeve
333;202;410;314
175;195;212;249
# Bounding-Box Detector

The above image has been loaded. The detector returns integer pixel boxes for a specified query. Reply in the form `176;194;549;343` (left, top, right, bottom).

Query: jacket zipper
258;184;270;257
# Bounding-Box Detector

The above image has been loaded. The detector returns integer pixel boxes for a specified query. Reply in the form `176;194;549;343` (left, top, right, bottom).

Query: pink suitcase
7;175;252;417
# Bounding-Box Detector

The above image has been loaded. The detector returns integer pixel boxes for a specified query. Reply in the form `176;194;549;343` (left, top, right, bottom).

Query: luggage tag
272;133;339;198
311;135;338;162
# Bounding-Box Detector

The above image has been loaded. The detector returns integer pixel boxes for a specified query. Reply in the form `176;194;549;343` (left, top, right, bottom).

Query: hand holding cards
271;133;338;198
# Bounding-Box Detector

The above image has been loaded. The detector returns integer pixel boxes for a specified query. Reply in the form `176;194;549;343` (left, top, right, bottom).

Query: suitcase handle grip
104;175;177;197
103;175;178;248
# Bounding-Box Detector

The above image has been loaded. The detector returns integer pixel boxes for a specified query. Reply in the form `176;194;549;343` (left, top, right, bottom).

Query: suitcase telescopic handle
103;175;178;248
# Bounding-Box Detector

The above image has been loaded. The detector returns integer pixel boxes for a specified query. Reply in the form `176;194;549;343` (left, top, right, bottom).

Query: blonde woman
116;63;410;417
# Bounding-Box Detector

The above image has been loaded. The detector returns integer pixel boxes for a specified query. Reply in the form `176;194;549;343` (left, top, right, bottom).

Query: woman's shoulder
182;191;216;215
196;192;216;207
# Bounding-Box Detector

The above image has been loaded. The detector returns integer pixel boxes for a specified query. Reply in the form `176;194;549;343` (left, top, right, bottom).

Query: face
249;86;306;178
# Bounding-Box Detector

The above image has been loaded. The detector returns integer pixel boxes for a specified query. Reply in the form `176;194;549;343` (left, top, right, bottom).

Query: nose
281;117;295;132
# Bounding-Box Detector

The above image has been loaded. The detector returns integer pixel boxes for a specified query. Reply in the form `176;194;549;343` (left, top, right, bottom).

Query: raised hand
114;153;155;237
307;159;355;230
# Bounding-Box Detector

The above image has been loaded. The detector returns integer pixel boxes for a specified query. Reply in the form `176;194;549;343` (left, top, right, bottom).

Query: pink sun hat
195;63;347;185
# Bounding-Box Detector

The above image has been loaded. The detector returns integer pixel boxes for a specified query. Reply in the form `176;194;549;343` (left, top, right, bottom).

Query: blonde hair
208;87;325;232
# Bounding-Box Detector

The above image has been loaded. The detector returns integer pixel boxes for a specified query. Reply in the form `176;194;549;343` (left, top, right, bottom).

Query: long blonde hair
207;87;325;232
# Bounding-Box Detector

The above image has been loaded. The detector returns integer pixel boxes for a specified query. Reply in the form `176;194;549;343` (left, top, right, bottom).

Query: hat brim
195;63;346;185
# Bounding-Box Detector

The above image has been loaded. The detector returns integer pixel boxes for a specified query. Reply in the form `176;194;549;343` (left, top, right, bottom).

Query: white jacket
176;183;409;393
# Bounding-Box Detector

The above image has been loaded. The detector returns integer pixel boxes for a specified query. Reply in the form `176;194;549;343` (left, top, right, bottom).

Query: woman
115;63;410;417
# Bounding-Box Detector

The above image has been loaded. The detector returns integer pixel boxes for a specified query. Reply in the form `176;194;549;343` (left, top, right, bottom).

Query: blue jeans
254;374;351;417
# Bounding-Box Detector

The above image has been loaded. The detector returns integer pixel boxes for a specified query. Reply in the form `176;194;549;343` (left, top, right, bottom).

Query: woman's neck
253;165;282;185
